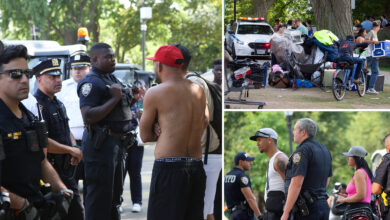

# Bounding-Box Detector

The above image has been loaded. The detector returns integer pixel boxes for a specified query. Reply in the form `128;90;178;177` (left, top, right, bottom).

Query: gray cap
342;146;368;158
250;128;278;141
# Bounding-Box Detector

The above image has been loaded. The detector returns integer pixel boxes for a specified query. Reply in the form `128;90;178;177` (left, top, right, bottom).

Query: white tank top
264;151;286;201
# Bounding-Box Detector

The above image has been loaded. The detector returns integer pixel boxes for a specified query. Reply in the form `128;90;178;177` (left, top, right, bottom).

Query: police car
113;63;155;88
225;17;274;59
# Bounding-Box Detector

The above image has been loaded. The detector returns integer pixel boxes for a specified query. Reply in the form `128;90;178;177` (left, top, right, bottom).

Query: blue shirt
361;20;373;31
224;167;252;208
297;25;308;35
285;137;332;195
0;98;45;202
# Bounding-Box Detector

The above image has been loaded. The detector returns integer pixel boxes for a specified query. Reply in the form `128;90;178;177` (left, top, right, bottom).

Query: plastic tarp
270;33;304;64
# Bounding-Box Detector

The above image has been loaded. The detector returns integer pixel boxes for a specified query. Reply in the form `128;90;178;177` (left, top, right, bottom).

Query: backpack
186;73;222;164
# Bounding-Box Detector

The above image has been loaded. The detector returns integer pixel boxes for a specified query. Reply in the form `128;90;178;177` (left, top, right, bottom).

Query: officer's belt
107;129;131;141
228;201;248;213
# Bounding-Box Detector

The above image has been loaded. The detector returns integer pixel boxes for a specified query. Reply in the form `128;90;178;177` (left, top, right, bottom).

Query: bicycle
332;57;366;101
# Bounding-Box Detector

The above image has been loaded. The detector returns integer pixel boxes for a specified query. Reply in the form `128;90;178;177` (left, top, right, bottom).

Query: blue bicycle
332;58;366;101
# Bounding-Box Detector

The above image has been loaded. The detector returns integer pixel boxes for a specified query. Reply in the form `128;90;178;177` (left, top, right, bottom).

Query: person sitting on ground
336;35;368;84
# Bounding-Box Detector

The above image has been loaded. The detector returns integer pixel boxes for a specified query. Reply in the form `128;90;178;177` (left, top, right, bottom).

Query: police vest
90;71;132;123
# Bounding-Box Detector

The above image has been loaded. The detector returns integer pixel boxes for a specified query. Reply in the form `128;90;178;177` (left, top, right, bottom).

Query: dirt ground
225;70;390;109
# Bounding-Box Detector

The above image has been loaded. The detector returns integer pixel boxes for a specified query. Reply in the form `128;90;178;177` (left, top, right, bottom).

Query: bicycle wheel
356;69;366;97
332;70;346;101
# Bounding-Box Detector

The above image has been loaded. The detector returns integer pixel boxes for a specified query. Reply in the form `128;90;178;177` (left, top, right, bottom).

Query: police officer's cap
342;146;367;158
234;152;255;165
33;58;62;76
69;54;91;68
250;128;278;141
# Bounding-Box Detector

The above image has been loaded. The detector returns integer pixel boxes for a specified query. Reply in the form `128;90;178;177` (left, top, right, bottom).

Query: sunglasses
0;69;34;79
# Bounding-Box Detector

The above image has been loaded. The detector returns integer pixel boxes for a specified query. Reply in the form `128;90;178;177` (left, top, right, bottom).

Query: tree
0;0;111;44
309;0;353;39
253;0;276;22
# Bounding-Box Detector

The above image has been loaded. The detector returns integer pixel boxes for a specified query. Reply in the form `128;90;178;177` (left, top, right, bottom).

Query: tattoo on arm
277;158;287;174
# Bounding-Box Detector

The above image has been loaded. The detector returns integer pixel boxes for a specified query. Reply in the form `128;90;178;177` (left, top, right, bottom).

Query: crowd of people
225;118;390;220
0;40;222;220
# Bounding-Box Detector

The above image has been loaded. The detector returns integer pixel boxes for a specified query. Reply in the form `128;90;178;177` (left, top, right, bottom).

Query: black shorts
147;158;206;220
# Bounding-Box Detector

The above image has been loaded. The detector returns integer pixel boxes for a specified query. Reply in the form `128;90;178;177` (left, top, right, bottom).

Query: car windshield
113;69;135;85
237;25;273;35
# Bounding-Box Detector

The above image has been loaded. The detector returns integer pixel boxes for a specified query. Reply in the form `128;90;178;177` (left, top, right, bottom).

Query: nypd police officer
281;118;332;220
57;54;91;195
78;43;137;220
0;44;72;219
372;134;390;220
225;152;262;220
33;58;84;219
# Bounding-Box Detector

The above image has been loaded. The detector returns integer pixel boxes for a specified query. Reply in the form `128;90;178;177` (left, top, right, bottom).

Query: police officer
372;134;390;220
57;54;91;197
281;118;332;220
0;44;72;219
33;58;84;220
225;152;262;220
78;43;137;220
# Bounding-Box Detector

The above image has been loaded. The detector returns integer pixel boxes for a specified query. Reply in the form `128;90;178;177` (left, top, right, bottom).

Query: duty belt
107;129;131;141
229;201;248;213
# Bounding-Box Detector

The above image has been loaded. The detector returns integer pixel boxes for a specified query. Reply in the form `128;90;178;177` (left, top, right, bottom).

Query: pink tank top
346;168;372;203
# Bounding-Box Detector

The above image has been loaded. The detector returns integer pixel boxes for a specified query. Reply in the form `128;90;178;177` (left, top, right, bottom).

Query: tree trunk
87;0;101;43
253;0;276;22
310;0;353;39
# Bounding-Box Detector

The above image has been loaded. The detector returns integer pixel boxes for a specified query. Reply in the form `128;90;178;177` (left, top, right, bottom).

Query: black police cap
33;58;62;76
69;54;91;68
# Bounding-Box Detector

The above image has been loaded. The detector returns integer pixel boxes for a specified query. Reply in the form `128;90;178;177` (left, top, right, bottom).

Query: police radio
34;103;48;149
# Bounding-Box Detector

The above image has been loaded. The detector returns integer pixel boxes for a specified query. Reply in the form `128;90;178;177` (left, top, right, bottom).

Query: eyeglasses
0;69;34;79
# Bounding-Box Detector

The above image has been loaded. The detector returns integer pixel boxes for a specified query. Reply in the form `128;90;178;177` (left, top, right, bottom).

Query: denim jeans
367;56;379;89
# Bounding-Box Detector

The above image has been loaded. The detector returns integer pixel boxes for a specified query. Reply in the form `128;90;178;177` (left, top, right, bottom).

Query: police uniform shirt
77;66;131;132
373;153;390;190
34;89;72;146
57;78;85;140
224;167;252;208
285;137;332;195
0;98;45;201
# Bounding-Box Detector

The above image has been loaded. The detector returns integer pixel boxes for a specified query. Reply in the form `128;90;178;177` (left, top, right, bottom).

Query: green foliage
0;0;221;72
268;0;314;27
352;0;388;22
224;112;390;198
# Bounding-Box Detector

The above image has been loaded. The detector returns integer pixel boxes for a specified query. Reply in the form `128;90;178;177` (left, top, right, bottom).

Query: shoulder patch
293;152;301;165
81;83;92;97
376;157;384;170
241;176;249;185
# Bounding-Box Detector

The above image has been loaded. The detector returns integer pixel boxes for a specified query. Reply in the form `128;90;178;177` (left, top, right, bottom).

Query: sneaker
117;205;123;213
366;88;378;94
132;203;141;213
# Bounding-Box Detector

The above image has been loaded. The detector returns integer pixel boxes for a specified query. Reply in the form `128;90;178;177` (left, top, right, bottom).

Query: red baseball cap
146;45;184;68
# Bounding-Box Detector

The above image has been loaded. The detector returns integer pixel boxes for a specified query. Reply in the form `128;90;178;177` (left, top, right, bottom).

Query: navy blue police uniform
33;59;84;220
373;153;390;220
224;167;254;220
78;66;133;220
285;137;332;220
0;99;45;214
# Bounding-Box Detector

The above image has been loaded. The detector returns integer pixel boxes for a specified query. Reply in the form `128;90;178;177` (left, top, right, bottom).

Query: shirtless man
140;44;208;220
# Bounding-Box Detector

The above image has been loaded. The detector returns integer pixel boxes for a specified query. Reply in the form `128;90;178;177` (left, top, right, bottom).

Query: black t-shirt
285;138;332;195
0;98;45;202
224;167;252;208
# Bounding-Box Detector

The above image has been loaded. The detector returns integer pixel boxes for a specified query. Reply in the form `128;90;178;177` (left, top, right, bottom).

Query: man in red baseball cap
140;44;208;220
